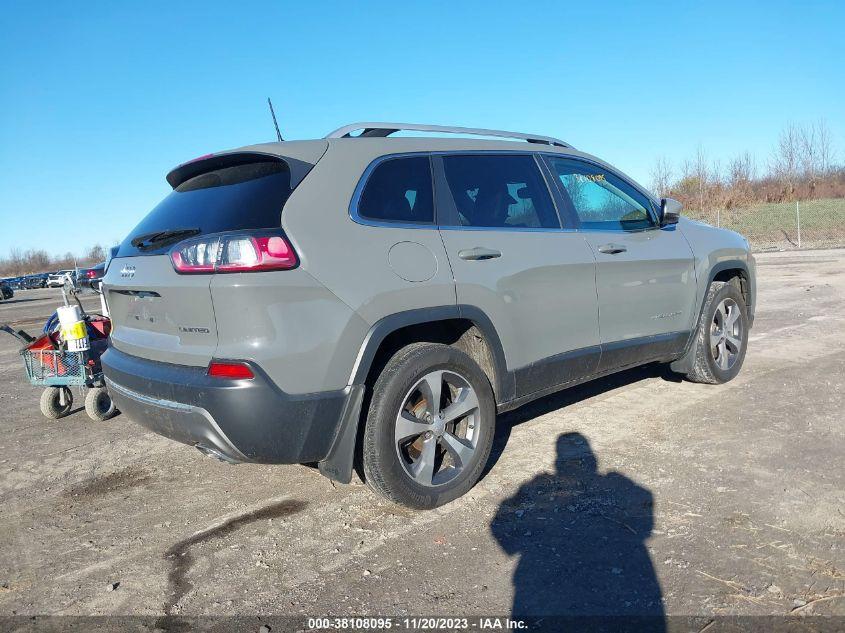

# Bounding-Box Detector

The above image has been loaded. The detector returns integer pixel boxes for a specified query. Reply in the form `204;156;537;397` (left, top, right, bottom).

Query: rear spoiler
166;141;329;190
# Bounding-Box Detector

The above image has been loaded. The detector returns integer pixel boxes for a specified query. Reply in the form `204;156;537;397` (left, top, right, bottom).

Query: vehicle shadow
0;296;45;306
486;362;679;477
490;432;665;631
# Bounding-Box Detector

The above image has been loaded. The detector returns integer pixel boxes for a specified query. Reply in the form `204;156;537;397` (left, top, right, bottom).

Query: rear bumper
102;347;354;464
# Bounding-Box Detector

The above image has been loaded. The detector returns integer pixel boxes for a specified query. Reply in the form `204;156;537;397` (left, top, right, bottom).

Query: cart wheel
40;387;73;419
85;386;117;421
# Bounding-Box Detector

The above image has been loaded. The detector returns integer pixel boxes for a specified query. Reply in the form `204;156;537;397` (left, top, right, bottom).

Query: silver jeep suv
102;122;755;509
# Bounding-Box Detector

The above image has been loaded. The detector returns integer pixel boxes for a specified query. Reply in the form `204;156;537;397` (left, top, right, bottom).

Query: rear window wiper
131;228;201;250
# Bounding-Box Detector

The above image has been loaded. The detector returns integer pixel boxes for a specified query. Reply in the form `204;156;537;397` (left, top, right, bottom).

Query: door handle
458;247;501;261
597;243;627;255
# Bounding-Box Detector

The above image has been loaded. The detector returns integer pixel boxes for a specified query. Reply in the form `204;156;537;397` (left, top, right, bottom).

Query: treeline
651;120;844;213
0;244;110;277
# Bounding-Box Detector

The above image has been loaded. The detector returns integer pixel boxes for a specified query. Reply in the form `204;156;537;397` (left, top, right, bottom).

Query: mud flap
318;384;366;484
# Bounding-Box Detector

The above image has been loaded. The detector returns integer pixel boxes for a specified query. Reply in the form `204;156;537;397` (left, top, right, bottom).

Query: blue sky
1;0;843;257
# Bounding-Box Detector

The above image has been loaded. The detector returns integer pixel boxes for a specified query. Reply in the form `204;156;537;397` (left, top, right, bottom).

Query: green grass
685;198;845;250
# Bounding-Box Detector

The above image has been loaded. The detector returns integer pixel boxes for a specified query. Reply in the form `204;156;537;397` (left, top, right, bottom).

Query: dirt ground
0;251;843;626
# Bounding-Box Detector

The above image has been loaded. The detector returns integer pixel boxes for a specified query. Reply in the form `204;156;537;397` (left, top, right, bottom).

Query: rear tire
85;386;117;421
40;386;73;419
362;342;496;509
684;280;749;384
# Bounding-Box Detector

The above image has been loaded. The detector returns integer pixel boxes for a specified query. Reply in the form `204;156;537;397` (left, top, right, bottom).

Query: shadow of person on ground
491;432;664;631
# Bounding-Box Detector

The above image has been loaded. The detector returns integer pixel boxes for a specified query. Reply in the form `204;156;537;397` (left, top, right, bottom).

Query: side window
357;156;434;224
441;154;559;229
546;157;655;231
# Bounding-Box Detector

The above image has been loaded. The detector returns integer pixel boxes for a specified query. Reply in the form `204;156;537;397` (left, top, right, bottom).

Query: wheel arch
348;306;511;400
671;258;753;375
318;305;511;484
710;261;752;314
697;259;754;336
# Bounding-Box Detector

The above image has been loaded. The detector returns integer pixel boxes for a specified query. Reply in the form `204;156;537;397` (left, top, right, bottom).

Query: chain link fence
685;197;845;252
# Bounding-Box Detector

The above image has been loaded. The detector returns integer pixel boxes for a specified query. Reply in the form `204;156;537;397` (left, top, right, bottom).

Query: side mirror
660;197;682;226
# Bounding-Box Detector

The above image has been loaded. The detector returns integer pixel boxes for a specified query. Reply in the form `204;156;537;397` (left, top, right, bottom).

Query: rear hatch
105;147;323;367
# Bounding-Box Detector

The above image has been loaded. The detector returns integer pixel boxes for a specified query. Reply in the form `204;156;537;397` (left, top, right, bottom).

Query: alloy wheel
710;298;743;370
394;370;481;487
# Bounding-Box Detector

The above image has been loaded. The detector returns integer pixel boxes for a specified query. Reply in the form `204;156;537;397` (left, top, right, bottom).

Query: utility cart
1;273;116;421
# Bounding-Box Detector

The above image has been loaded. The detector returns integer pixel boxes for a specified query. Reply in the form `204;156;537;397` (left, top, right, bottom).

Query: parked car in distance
102;122;756;509
47;270;76;288
0;281;12;300
78;262;106;289
22;274;48;289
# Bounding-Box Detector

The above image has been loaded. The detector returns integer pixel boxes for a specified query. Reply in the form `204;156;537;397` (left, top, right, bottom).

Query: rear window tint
357;156;434;224
118;161;292;256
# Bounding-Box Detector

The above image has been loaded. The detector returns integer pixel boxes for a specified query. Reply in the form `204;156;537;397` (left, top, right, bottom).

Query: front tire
684;280;749;384
362;343;496;509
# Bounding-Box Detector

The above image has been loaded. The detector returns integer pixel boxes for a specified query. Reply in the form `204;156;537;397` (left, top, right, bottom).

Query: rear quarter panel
280;141;458;371
210;268;369;394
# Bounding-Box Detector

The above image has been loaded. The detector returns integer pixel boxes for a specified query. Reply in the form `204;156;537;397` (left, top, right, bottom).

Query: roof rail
325;122;571;148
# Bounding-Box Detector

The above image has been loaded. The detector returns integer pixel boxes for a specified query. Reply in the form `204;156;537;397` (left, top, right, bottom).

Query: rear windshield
117;161;292;256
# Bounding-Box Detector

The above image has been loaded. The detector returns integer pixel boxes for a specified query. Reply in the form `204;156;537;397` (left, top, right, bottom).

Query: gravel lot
0;251;843;624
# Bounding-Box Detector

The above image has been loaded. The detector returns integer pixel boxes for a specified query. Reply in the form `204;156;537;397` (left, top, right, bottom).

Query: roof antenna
267;97;284;142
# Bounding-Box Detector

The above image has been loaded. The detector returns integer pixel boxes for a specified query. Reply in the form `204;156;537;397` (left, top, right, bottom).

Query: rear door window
546;157;656;231
440;154;559;229
118;161;293;256
356;156;434;224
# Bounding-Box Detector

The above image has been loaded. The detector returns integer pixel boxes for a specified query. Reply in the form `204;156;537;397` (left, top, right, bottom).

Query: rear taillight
207;360;255;379
170;230;297;274
86;270;97;278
